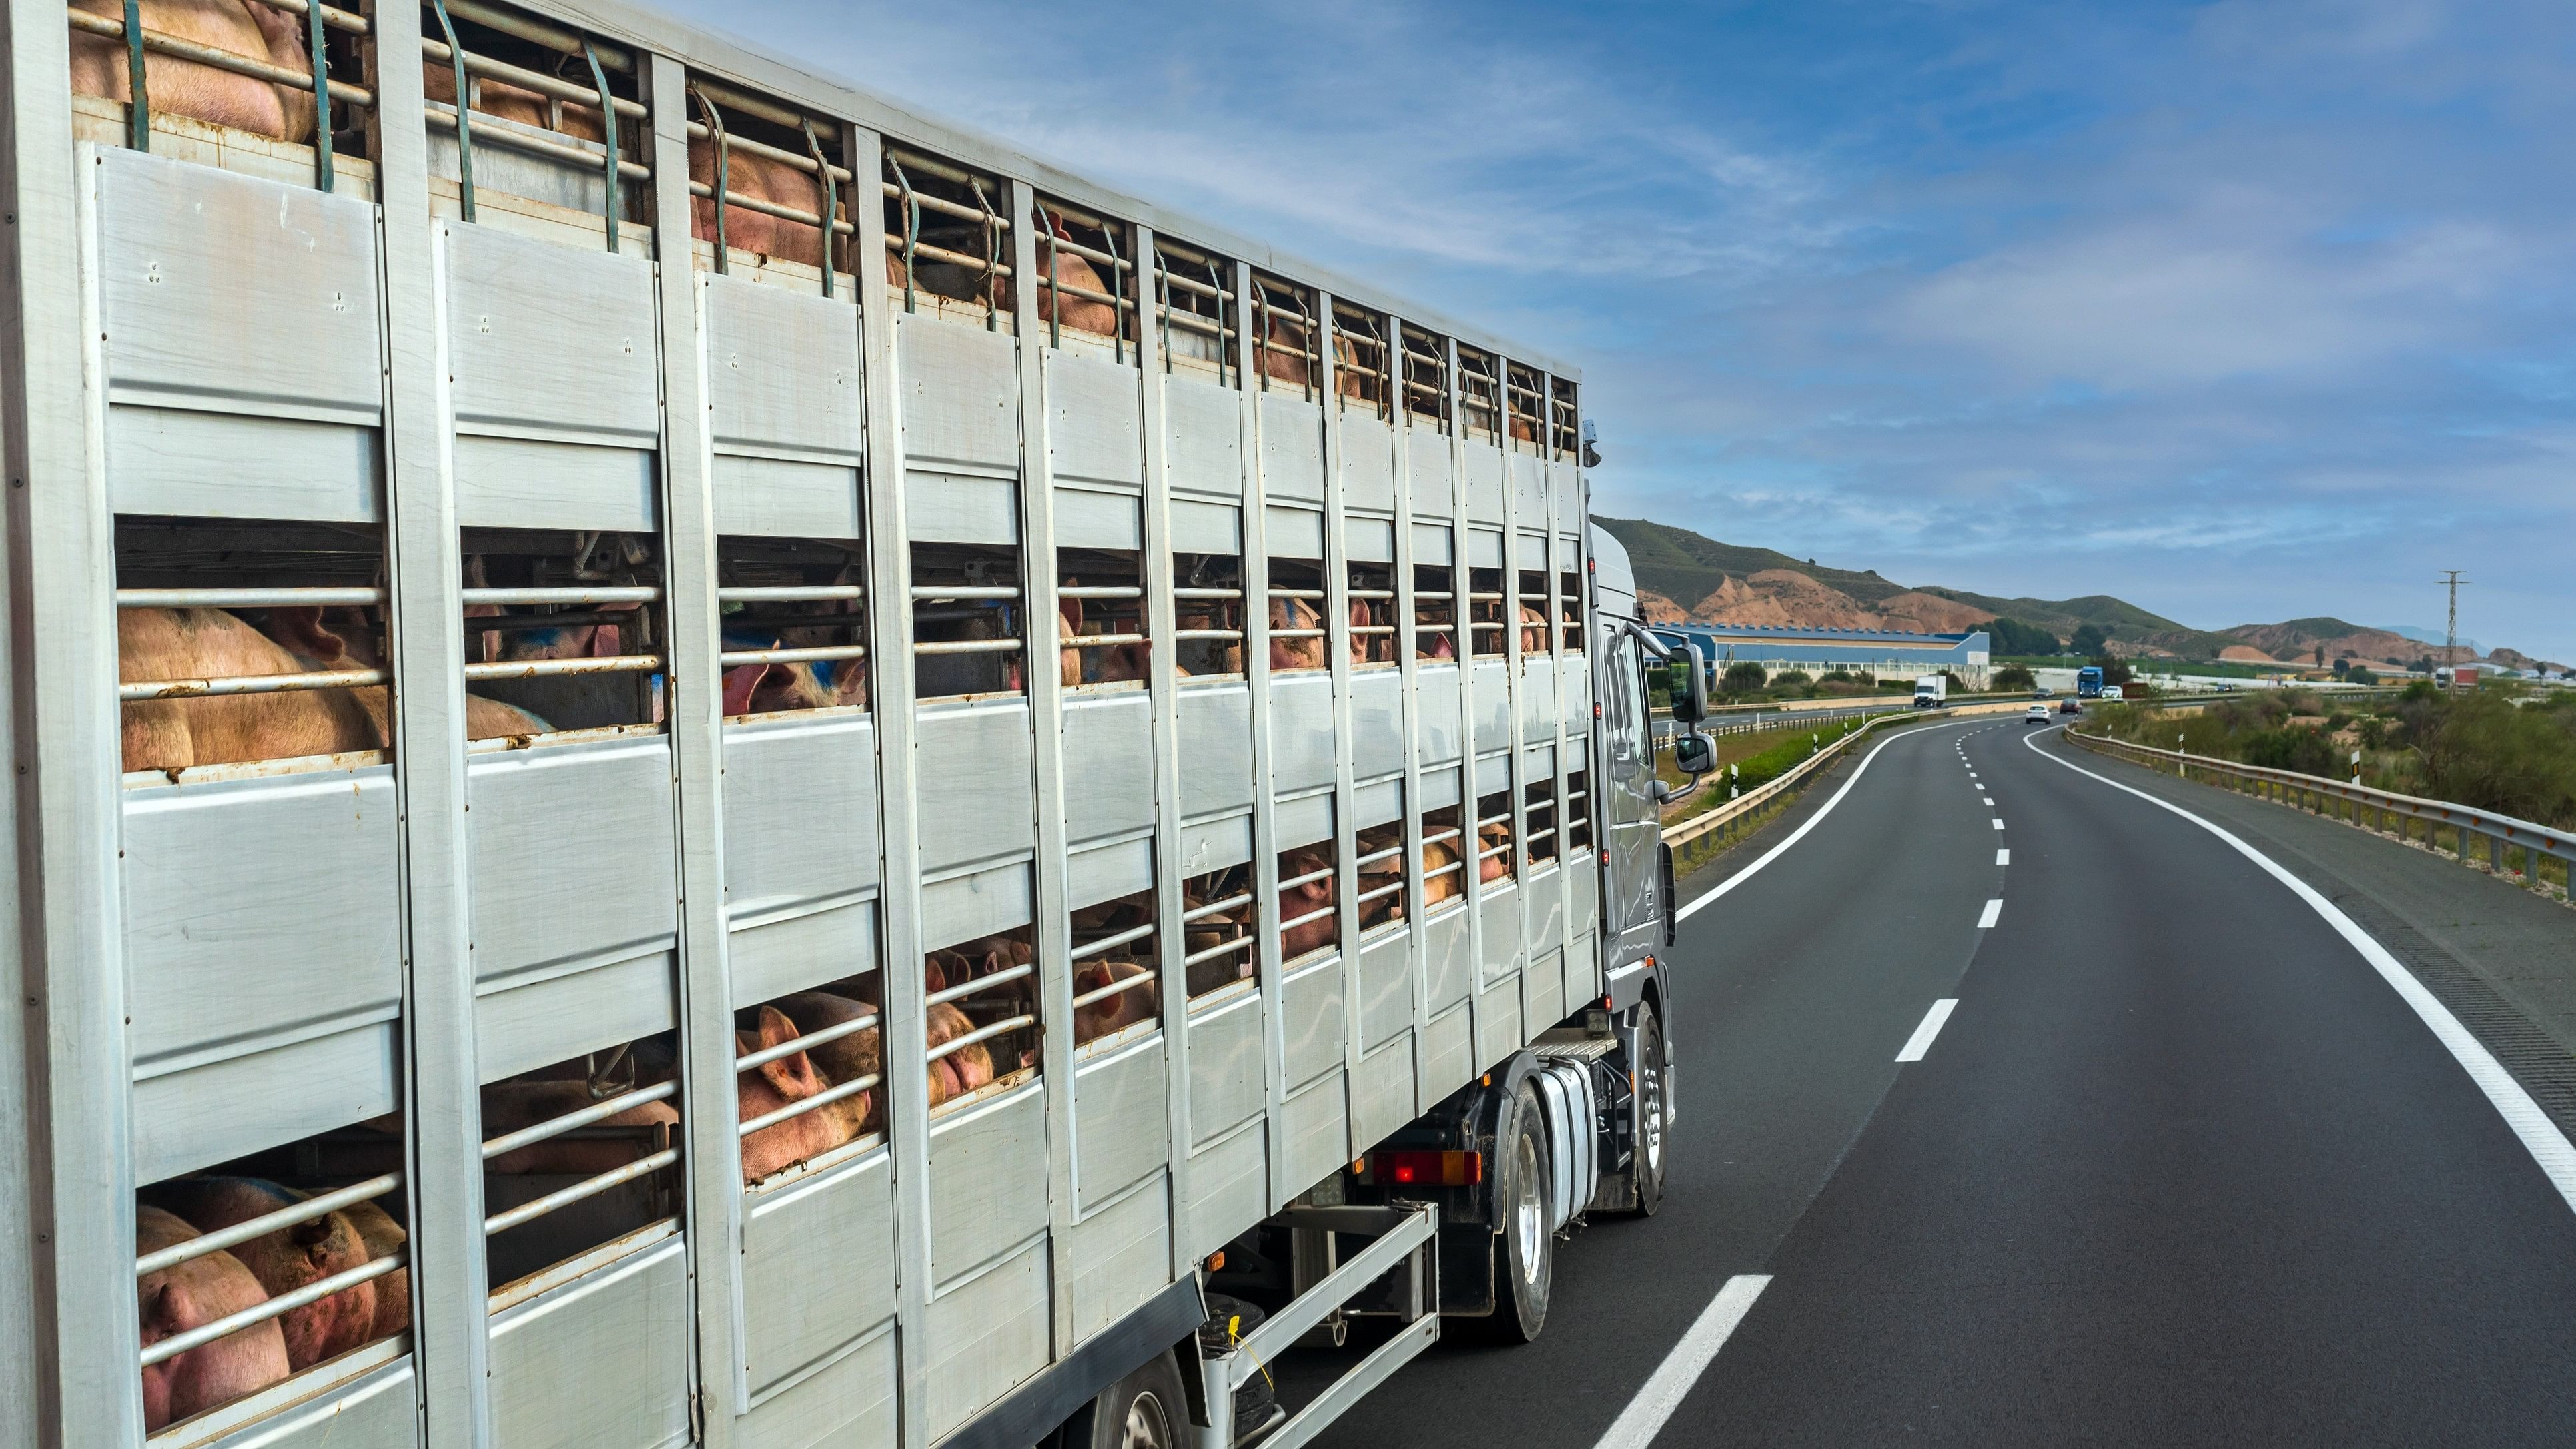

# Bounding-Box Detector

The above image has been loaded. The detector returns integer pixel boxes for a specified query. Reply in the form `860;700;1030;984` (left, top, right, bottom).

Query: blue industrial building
1651;624;1992;688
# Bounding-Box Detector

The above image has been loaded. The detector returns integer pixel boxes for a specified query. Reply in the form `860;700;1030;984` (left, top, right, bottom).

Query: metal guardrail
2066;729;2576;879
1660;700;2032;850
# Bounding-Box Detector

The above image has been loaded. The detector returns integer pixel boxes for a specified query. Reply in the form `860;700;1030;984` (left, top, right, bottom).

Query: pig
720;628;869;715
1278;847;1337;959
480;1079;679;1177
1071;959;1159;1043
1354;843;1405;930
1520;602;1550;656
1422;837;1465;907
691;137;835;268
71;0;316;141
1060;590;1150;686
1033;210;1120;337
1478;821;1513;884
735;1004;855;1182
767;991;883;1137
337;1199;410;1343
263;604;554;744
924;1000;997;1108
120;607;383;773
422;59;603;139
1269;596;1326;672
137;1205;292;1432
141;1177;376;1372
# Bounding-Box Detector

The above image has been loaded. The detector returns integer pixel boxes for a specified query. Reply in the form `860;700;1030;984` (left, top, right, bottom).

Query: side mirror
1668;656;1709;726
1673;730;1713;777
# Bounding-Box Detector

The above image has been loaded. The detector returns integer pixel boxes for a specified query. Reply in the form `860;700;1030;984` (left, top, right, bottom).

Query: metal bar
718;584;864;602
461;654;659;682
910;584;1019;600
739;1071;876;1137
418;33;640;117
926;1013;1037;1064
912;637;1022;656
1071;968;1158;1011
116;586;385;607
463;585;658;605
718;642;867;667
1066;632;1146;648
735;1010;880;1073
139;1252;408;1368
1231;1204;1436;1378
480;1081;677;1161
1071;921;1157;961
805;117;839;291
426;1;473;218
120;0;149;148
1258;1313;1440;1449
1182;892;1254;923
119;667;384;701
73;7;375;108
1279;866;1333;891
1182;935;1257;967
1059;586;1142;600
927;961;1035;1008
425;105;649;181
484;1149;679;1236
135;1173;401;1278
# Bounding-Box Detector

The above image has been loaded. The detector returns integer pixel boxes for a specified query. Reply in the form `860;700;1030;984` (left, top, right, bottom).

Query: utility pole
2439;570;2469;663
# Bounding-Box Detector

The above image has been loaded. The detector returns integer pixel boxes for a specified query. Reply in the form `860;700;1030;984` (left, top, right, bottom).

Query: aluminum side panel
895;316;1021;472
741;1149;897;1396
1073;1034;1169;1214
913;701;1035;875
486;1239;693;1449
721;713;881;921
1060;692;1154;845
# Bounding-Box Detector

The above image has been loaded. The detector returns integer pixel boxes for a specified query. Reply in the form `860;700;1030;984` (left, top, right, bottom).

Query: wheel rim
1512;1129;1545;1285
1122;1389;1172;1448
1640;1031;1665;1176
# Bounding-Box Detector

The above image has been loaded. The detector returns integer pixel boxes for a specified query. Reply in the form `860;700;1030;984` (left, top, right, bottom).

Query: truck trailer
0;2;1711;1445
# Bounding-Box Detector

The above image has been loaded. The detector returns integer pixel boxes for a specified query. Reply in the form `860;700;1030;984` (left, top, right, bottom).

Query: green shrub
2242;725;2338;777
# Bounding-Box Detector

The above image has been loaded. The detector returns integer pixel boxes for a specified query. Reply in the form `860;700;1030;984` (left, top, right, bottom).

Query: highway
1306;716;2576;1447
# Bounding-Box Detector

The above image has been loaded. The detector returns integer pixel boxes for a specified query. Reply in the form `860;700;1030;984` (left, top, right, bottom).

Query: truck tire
1629;1008;1668;1217
1467;1081;1554;1343
1081;1349;1188;1449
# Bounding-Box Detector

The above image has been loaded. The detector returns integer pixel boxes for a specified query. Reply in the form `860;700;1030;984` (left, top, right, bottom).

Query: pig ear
753;1007;821;1096
721;662;770;716
264;606;349;665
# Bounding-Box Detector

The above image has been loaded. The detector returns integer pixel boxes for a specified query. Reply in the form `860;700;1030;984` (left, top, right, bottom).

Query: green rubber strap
122;0;149;151
304;0;332;191
582;41;618;253
429;0;473;221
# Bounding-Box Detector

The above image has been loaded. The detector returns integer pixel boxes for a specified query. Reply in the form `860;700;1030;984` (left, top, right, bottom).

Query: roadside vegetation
2087;684;2576;829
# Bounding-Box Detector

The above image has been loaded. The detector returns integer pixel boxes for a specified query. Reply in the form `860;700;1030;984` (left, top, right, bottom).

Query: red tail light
1360;1150;1482;1187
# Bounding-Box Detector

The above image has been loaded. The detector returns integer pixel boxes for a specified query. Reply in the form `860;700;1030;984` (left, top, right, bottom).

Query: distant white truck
2102;684;2126;700
1913;674;1948;708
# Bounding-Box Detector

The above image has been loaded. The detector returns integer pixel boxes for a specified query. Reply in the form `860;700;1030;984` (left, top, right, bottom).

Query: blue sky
666;0;2576;662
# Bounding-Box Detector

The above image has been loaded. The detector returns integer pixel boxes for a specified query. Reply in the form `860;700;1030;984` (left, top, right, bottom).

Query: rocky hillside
1595;518;2562;672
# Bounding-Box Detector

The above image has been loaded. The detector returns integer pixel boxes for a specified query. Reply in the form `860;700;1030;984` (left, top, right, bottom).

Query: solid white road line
1592;1275;1774;1449
2024;727;2576;1217
1677;722;1962;923
1996;849;2010;865
1978;898;2002;929
1895;999;1960;1063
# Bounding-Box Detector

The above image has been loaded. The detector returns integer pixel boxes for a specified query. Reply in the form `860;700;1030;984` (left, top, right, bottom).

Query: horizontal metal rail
718;642;867;667
1071;921;1156;961
462;654;659;682
736;1010;879;1073
927;961;1033;1009
140;1250;407;1369
482;1080;677;1162
1066;632;1147;649
2067;730;2576;868
71;8;374;106
718;585;864;602
927;1013;1035;1065
464;586;658;606
120;666;384;702
486;1149;677;1236
135;1173;400;1278
116;586;385;608
739;1071;875;1138
1071;967;1157;1011
1182;892;1253;923
1182;935;1256;968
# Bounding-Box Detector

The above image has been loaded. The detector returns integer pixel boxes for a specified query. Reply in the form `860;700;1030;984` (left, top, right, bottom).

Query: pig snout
137;1205;292;1431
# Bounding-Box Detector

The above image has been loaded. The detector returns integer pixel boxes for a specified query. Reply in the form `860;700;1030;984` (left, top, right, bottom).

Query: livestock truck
0;1;1717;1445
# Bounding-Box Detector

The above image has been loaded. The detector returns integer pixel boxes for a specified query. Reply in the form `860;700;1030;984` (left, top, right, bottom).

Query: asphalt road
1306;716;2576;1447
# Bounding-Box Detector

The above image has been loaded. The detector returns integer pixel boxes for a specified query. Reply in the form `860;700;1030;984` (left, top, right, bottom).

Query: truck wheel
1629;1008;1668;1218
1469;1081;1554;1343
1083;1349;1187;1449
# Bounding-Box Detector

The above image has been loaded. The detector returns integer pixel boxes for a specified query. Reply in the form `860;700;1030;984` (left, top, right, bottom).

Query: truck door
1599;630;1661;957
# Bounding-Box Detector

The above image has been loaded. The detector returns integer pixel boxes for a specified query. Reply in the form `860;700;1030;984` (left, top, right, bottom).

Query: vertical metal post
1234;257;1290;1208
849;125;935;1449
645;52;741;1444
5;1;136;1436
367;0;491;1438
1386;310;1429;1123
1442;336;1480;1061
1316;292;1364;1142
581;41;618;252
1132;222;1195;1275
1007;175;1082;1358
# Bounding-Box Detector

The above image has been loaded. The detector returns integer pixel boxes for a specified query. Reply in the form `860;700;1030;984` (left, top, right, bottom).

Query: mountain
1593;517;2212;654
1592;518;2563;670
2220;617;2468;667
2381;624;2482;654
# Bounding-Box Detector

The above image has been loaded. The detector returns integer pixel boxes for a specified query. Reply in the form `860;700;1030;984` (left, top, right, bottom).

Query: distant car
2025;704;2050;724
2034;686;2053;698
2058;698;2082;715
